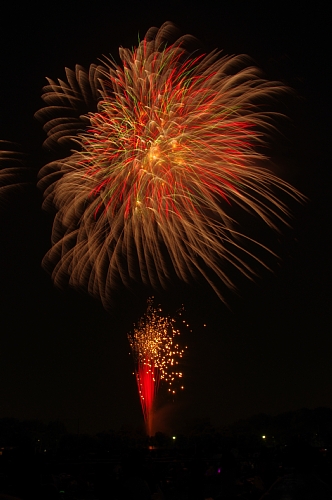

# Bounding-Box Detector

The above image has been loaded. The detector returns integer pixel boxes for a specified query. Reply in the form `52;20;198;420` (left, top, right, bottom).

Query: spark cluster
128;298;186;393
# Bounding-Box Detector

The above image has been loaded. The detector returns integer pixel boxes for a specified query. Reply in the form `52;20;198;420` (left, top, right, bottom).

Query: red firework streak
135;356;160;436
128;298;187;435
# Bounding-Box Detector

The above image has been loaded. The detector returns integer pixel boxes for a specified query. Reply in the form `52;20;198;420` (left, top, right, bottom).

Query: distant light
262;435;266;439
172;436;176;440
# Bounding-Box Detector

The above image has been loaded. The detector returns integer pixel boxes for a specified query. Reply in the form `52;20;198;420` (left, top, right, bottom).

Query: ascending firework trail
36;22;303;307
127;298;187;435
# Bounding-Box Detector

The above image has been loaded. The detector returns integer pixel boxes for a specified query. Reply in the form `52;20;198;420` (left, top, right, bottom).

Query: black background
0;1;330;434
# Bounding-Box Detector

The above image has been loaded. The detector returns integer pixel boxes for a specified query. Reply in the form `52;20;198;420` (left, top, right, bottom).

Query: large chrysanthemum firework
36;22;302;306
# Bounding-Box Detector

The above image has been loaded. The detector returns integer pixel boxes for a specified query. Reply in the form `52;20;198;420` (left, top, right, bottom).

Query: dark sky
0;1;330;435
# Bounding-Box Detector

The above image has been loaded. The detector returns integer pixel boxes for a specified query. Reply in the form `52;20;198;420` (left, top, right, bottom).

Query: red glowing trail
135;357;160;436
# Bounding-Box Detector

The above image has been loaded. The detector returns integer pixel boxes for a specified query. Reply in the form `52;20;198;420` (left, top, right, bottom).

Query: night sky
0;1;330;435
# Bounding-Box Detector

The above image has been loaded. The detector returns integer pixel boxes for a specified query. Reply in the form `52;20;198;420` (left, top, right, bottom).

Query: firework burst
36;22;303;306
128;298;186;435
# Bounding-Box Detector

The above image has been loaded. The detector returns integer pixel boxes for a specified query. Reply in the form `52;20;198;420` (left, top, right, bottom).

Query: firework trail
127;298;186;435
36;22;303;306
0;141;33;207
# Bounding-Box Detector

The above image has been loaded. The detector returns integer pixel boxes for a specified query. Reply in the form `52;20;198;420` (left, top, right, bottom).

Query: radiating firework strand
127;298;187;435
36;22;304;307
0;142;33;205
